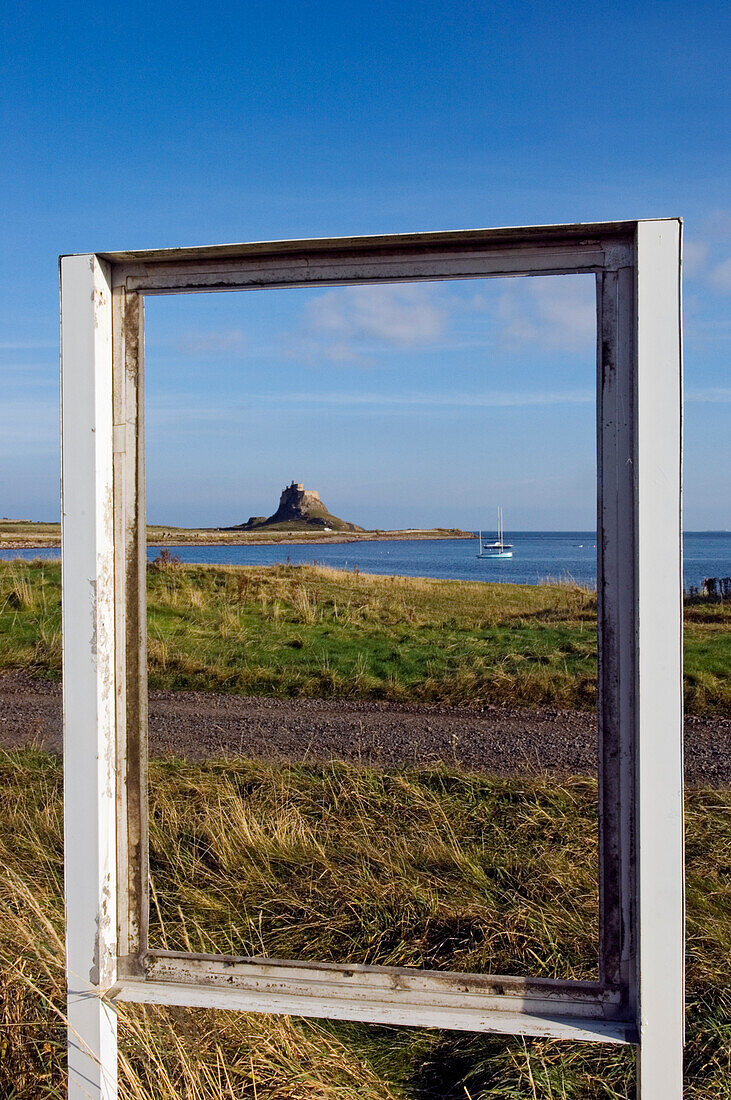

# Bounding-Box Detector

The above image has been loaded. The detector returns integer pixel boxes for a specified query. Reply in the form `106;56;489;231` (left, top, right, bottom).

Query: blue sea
3;532;730;591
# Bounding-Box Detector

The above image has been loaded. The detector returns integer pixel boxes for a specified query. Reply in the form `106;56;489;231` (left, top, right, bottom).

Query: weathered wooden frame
60;220;684;1099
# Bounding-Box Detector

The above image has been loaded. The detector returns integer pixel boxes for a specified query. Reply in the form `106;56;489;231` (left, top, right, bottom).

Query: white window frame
60;220;684;1100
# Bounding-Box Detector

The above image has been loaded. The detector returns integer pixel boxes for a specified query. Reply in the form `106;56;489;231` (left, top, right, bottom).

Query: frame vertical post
634;220;684;1098
596;260;637;1004
61;254;118;1099
113;285;149;973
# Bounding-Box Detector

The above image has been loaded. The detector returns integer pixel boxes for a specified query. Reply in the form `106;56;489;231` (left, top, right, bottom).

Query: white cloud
682;214;731;293
289;278;600;363
708;258;731;293
144;388;595;425
175;329;248;356
145;394;250;429
317;339;366;364
683;240;709;278
493;277;595;353
302;284;448;362
266;388;594;410
686;387;731;403
0;339;56;350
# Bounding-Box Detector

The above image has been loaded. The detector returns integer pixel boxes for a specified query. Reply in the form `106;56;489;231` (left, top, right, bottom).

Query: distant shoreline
2;526;727;552
0;524;475;551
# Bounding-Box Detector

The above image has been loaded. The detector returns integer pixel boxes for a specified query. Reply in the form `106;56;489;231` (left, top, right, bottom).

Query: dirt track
1;671;729;786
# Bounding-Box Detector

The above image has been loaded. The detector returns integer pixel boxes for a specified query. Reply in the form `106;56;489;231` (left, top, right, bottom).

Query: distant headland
226;481;364;533
0;483;473;548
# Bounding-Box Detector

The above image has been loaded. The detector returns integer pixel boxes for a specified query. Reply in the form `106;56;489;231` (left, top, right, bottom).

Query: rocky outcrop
231;483;363;532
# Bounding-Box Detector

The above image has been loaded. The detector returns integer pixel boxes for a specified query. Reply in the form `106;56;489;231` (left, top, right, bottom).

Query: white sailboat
477;507;513;559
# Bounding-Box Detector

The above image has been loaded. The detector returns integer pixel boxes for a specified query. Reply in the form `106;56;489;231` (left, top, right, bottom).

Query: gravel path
1;671;729;786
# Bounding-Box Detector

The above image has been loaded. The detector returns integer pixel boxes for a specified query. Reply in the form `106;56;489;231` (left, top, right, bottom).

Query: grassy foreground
1;750;730;1098
1;559;729;715
147;759;600;978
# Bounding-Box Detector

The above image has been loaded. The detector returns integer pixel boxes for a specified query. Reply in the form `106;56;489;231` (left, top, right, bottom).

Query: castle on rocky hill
230;481;363;532
280;482;320;506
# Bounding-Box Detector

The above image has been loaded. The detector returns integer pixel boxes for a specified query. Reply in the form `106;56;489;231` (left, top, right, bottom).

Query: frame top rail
60;218;679;268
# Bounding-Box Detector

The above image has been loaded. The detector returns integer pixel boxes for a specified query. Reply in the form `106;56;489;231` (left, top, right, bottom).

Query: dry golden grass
0;753;399;1100
147;757;600;980
1;749;730;1097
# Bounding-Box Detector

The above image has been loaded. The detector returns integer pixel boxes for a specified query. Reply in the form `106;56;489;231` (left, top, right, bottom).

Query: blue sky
1;1;728;529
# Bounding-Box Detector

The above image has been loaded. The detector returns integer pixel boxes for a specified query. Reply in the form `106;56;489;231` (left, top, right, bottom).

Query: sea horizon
2;530;729;591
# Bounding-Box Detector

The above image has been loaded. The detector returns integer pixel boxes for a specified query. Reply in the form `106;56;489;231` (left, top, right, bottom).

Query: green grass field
1;749;729;1099
0;559;729;715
